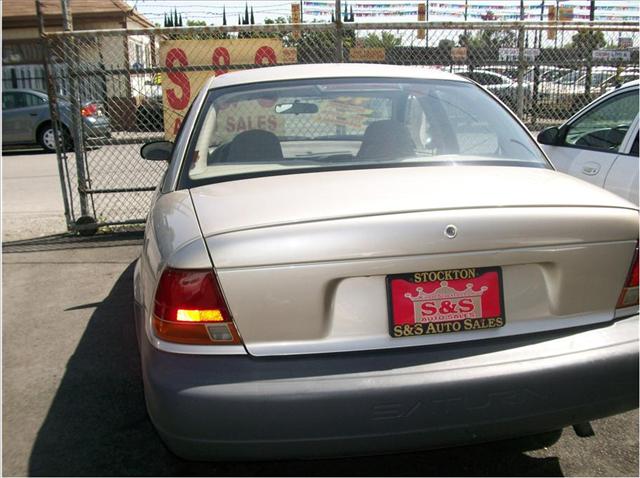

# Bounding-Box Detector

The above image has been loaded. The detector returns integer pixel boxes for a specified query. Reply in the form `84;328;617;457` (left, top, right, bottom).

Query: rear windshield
181;77;548;186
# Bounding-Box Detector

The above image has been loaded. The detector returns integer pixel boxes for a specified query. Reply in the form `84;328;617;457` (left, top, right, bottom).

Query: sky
127;0;640;26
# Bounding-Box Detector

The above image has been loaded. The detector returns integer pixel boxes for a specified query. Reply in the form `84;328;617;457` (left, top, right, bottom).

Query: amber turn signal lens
176;309;224;322
153;317;217;345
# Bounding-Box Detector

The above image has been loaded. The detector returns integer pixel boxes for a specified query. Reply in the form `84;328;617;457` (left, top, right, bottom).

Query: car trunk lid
191;165;634;239
190;165;638;356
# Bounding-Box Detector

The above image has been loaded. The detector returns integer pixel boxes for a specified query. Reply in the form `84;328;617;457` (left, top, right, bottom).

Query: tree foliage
164;9;182;27
261;17;340;62
437;39;455;50
570;30;606;53
264;16;288;24
361;32;401;49
458;29;516;49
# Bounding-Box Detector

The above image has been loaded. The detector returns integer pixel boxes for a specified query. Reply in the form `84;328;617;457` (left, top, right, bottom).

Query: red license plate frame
386;267;506;338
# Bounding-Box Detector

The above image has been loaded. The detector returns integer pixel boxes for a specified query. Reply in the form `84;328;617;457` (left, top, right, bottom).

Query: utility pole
463;0;468;40
520;0;528;47
335;0;343;62
559;0;564;47
426;0;429;47
538;0;545;50
554;0;559;48
516;0;526;119
532;0;545;128
585;0;596;96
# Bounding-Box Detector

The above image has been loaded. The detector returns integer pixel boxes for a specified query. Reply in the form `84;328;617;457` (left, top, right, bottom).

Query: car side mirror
537;126;561;146
141;140;173;161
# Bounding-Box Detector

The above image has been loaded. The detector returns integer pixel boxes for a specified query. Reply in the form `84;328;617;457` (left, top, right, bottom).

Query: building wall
3;19;124;40
3;15;153;131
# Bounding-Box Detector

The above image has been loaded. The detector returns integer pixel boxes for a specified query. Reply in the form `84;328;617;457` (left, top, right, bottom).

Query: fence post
36;0;73;230
584;0;596;97
61;0;93;225
334;0;344;62
516;24;526;120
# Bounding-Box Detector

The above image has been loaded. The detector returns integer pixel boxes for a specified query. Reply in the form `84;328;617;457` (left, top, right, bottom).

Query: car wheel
38;124;73;153
38;124;58;153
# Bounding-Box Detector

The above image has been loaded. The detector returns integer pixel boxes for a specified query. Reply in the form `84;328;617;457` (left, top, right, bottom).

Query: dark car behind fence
33;8;638;234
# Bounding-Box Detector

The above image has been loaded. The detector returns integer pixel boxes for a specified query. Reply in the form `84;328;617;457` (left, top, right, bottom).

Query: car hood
189;164;637;238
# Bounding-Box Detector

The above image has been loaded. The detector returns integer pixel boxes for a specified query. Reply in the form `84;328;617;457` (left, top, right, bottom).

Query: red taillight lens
81;103;98;117
627;254;639;288
153;268;242;345
617;242;639;309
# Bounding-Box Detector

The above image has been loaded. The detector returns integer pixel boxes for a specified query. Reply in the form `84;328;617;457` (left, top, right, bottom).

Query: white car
538;80;639;204
135;64;638;461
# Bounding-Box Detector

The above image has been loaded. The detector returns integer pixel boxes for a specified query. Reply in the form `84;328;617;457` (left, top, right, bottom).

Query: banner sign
301;0;638;21
618;37;633;49
160;39;296;139
558;6;574;21
349;48;386;61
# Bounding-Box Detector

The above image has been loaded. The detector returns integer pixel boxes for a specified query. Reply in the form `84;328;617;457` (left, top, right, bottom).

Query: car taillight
153;268;242;345
617;242;639;309
81;103;98;117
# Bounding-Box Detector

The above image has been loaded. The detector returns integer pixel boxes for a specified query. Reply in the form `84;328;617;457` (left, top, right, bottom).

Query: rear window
181;78;547;186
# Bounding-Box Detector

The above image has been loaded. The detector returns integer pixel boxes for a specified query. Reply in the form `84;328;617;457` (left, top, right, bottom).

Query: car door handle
29;113;38;116
582;162;601;176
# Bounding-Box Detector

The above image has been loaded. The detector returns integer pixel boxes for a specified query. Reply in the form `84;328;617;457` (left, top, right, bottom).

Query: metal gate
39;12;638;233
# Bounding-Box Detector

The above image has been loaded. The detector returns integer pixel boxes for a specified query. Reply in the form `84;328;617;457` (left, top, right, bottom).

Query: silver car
134;64;638;461
458;69;531;111
538;80;639;205
2;88;110;152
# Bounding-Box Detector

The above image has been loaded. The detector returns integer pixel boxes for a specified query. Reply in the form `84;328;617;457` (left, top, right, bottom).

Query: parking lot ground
2;149;67;242
2;234;638;477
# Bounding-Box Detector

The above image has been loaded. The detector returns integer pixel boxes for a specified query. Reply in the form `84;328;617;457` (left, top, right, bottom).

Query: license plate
387;267;505;338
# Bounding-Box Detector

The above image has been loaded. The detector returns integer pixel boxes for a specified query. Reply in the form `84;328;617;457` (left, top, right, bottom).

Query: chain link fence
41;21;638;233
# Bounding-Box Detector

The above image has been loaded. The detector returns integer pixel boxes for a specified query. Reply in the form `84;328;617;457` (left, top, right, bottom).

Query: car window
435;88;501;156
484;73;504;86
464;72;502;86
404;95;430;150
565;90;639;152
462;72;477;83
630;133;639;156
577;71;615;88
3;93;17;110
181;78;547;187
476;73;492;85
24;93;46;107
557;69;583;85
3;92;46;109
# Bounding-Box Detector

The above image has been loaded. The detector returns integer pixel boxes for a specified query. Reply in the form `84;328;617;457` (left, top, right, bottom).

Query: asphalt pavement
2;150;639;476
2;149;67;242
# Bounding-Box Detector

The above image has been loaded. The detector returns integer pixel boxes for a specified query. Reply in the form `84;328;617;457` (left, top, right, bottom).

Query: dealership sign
498;48;540;62
592;50;631;61
451;47;467;61
159;39;297;139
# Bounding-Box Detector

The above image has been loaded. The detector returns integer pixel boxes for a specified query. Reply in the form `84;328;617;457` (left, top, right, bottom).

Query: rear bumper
83;117;110;138
136;306;638;461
